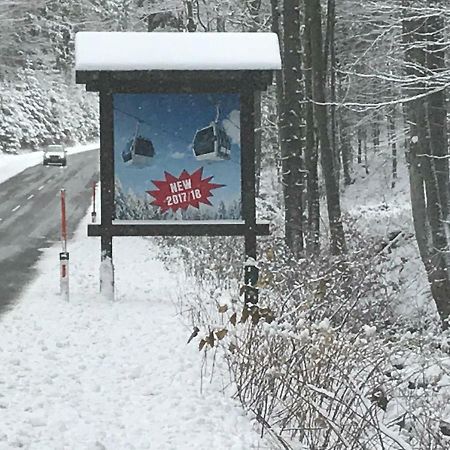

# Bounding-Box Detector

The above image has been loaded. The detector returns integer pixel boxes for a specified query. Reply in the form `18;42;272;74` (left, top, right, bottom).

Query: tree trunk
388;105;397;188
305;0;346;255
424;5;450;326
304;3;320;252
273;0;304;257
357;127;362;164
340;113;353;186
339;80;352;186
426;4;449;235
324;0;338;182
372;114;380;152
403;1;450;328
185;1;197;32
363;128;369;175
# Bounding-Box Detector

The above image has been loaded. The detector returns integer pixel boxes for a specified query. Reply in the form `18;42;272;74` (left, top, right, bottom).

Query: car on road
43;145;67;166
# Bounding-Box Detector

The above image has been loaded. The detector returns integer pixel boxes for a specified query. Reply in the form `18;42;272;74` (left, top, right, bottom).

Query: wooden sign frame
76;69;273;303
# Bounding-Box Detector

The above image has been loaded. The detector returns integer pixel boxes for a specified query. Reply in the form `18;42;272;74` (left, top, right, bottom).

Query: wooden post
241;80;259;305
99;83;115;299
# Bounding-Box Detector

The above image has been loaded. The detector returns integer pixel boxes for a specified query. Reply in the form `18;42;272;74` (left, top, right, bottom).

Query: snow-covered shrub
170;226;450;449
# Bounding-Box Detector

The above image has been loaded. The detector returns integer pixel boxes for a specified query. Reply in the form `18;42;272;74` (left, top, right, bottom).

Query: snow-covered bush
169;228;450;449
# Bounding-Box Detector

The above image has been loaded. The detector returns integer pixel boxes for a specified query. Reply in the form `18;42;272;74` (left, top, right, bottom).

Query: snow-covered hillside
0;70;98;154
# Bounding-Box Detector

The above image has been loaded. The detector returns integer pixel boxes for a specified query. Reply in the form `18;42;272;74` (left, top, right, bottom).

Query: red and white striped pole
91;181;97;223
60;189;69;301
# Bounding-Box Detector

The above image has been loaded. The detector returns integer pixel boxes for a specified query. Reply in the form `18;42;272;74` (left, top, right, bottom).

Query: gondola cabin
193;122;231;161
122;136;155;167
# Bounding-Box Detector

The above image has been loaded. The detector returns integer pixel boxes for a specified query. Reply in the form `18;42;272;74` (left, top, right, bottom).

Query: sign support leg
100;233;114;300
98;86;115;301
244;231;259;305
241;85;259;306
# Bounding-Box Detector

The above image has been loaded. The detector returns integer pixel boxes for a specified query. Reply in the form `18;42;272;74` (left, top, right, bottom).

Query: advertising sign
113;93;241;221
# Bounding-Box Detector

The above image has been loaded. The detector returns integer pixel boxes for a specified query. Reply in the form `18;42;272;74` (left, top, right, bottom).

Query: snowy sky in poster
113;93;241;214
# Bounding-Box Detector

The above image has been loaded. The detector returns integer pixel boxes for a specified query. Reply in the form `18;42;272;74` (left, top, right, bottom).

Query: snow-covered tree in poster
113;93;241;221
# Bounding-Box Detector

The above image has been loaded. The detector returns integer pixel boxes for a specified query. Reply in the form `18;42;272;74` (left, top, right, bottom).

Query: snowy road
0;150;98;313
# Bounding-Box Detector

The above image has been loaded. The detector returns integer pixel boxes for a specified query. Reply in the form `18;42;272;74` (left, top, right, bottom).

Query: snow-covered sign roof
75;32;281;72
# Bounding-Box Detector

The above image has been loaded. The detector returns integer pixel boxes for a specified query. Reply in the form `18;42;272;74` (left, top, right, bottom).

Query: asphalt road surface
0;150;99;314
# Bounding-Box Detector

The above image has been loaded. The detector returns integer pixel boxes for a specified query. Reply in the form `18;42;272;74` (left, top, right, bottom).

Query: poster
113;93;242;221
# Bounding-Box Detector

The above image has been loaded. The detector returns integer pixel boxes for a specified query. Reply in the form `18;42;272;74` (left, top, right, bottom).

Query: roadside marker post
91;181;97;223
60;189;69;301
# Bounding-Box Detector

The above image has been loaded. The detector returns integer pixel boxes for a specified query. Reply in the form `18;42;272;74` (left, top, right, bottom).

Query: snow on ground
343;148;412;238
0;212;269;449
0;142;99;185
